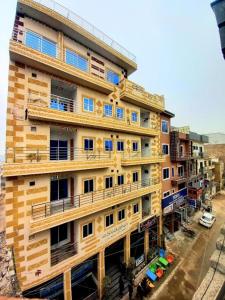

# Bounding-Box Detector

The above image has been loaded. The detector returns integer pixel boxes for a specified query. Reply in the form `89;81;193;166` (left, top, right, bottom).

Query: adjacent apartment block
2;0;165;299
160;115;190;233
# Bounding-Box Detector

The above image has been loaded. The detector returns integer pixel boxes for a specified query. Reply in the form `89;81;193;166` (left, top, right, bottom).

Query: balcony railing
51;241;77;266
32;0;136;62
32;178;159;220
122;151;163;159
28;92;159;131
6;146;111;163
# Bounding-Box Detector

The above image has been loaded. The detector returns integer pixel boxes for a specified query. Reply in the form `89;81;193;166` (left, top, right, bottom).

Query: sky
0;0;224;155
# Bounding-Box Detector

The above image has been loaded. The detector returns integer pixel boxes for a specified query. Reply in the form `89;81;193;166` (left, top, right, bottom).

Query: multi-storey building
211;0;225;59
160;116;189;233
2;0;165;299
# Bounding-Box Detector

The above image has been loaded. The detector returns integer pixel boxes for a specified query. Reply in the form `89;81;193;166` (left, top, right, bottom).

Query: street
150;192;225;300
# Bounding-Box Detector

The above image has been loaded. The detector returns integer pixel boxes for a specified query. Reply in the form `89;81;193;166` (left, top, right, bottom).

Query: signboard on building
101;223;128;242
162;188;187;215
138;216;157;233
135;254;145;267
188;199;197;208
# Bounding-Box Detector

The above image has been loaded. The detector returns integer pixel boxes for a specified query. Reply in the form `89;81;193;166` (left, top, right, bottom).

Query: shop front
162;188;188;234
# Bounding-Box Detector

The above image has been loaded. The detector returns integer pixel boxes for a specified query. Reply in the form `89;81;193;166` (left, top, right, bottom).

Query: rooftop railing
31;178;159;220
32;0;136;62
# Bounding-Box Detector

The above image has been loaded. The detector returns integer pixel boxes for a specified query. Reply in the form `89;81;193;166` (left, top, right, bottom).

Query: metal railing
6;146;111;163
51;241;77;266
32;0;136;62
122;151;163;159
28;92;159;130
31;178;159;220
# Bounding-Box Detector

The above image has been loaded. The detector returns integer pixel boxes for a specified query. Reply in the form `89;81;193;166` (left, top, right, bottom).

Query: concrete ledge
210;249;225;274
192;267;225;300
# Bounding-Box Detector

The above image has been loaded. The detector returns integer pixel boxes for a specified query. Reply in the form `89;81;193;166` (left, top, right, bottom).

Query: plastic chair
146;269;157;282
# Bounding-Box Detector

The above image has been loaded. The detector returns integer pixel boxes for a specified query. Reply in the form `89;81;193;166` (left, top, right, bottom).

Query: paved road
150;193;225;300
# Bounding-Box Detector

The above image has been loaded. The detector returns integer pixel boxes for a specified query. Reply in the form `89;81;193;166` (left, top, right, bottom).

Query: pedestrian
119;275;124;296
128;282;133;300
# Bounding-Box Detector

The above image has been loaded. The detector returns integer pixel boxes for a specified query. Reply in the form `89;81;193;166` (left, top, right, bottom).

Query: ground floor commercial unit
162;187;188;234
22;214;162;300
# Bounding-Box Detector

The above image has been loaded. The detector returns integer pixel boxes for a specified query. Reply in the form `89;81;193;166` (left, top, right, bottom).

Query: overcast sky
0;0;224;155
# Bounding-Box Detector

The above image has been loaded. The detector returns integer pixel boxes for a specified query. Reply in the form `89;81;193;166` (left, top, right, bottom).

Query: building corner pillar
63;269;72;300
124;233;130;266
98;249;105;300
144;229;149;260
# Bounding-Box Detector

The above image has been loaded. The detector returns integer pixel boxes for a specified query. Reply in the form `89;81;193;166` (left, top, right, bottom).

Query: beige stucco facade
2;1;165;298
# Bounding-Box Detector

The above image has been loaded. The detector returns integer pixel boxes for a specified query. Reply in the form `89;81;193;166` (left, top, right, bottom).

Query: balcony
27;94;159;136
121;152;164;166
51;241;77;266
10;29;114;94
3;147;113;177
171;154;190;162
120;79;164;112
171;173;187;186
30;178;161;234
17;0;137;74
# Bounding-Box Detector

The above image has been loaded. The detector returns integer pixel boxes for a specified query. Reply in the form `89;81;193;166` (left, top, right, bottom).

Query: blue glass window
65;49;88;72
162;144;169;155
107;70;120;85
83;97;94;112
132;142;138;151
117;141;124;151
116;107;124;119
131;112;138;122
25;31;57;58
104;104;113;117
161;120;169;133
84;139;93;151
105;140;113;151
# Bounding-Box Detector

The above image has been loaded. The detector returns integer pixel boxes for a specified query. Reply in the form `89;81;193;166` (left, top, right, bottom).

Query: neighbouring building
211;0;225;59
2;0;166;299
188;132;214;205
160;117;189;233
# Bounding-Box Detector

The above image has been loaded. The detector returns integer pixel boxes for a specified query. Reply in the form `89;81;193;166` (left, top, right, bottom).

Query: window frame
118;209;125;222
133;203;139;214
132;141;139;152
162;144;169;155
103;103;113;117
116;107;124;120
117;140;124;152
82;222;93;239
105;176;113;189
83;138;94;151
83;178;94;194
132;171;139;183
83;96;94;112
162;167;170;180
104;139;113;152
163;191;170;198
161;120;169;134
117;174;124;186
131;111;138;123
105;213;114;228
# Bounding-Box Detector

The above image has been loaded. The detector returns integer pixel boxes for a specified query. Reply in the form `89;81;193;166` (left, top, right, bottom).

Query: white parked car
199;212;216;228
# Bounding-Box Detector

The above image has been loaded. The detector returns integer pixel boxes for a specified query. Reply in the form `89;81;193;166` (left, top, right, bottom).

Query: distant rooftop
30;0;136;63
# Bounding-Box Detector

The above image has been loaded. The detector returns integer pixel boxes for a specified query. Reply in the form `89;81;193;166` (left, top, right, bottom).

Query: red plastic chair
166;254;174;264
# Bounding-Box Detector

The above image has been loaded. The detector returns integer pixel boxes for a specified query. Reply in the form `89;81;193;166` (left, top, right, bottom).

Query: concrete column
124;233;130;266
63;269;72;300
144;229;149;259
58;31;64;61
98;249;105;300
